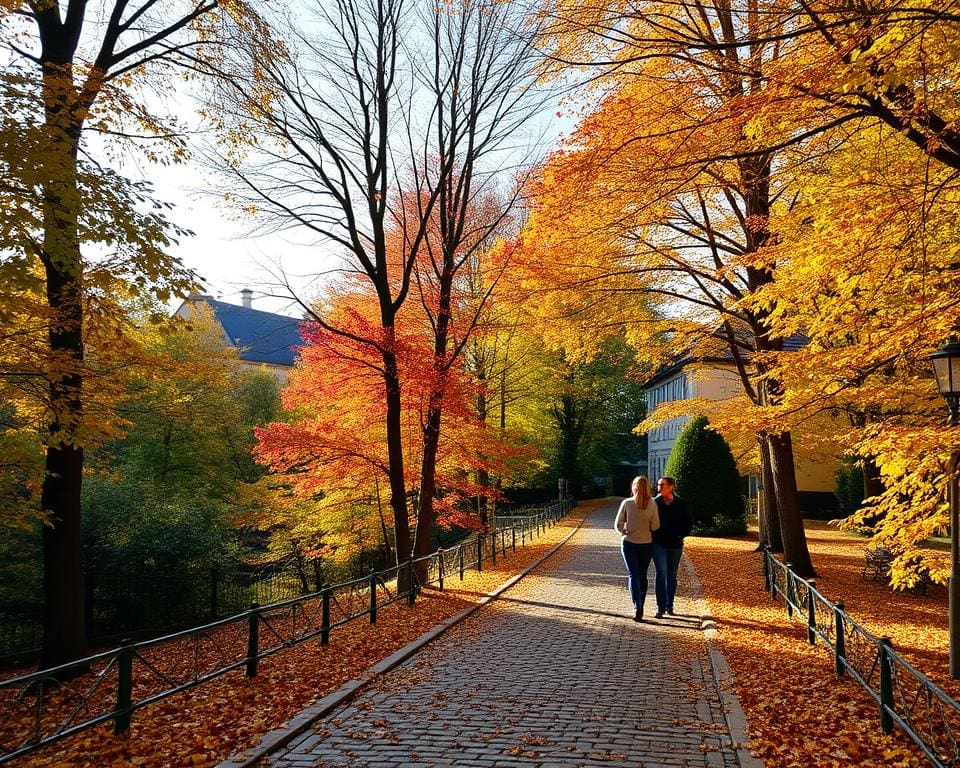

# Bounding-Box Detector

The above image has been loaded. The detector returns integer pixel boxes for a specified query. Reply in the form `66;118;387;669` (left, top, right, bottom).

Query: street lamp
930;340;960;677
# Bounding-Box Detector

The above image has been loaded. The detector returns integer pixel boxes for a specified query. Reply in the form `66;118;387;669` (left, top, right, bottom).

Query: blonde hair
631;475;652;509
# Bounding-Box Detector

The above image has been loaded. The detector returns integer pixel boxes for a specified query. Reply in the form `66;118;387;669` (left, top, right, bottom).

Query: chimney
240;288;253;309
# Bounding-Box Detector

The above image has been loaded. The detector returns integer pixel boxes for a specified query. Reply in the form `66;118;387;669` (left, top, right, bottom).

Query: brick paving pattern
264;502;744;767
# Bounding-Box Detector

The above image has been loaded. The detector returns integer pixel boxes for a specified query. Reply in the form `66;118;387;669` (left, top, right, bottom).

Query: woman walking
614;476;660;622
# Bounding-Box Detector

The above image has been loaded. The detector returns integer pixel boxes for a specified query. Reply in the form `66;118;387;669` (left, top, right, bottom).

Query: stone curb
216;512;587;768
684;554;766;768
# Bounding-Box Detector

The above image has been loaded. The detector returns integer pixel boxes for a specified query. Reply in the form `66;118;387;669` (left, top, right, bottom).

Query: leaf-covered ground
686;522;953;768
7;503;592;768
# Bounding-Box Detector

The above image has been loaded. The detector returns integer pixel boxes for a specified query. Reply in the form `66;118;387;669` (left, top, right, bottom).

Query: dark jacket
652;494;693;549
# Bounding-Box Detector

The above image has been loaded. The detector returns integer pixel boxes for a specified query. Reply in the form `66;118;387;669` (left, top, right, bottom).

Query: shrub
664;415;746;535
835;459;866;516
82;476;239;630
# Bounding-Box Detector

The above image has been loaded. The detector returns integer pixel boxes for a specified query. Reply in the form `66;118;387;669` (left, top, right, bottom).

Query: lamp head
930;340;960;426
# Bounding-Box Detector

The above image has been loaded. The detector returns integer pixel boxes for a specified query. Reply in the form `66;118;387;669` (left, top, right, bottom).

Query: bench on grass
862;546;894;582
862;546;933;594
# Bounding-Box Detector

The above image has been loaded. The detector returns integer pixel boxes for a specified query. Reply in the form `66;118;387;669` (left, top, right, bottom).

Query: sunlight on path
262;500;745;767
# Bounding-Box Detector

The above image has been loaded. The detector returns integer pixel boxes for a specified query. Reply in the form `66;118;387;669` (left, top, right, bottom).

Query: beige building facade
646;361;838;515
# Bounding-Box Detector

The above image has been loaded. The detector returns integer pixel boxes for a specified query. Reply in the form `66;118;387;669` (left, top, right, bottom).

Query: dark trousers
621;539;653;609
652;543;683;611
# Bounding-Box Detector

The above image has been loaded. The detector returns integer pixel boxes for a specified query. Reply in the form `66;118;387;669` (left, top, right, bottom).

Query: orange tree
210;0;548;568
254;279;528;560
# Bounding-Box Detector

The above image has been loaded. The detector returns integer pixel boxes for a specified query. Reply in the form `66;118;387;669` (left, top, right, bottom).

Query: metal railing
762;548;960;768
0;498;572;764
1;559;340;660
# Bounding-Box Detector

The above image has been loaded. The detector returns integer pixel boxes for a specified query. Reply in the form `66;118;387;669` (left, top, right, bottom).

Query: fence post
834;601;846;676
114;639;134;734
437;548;445;592
210;564;219;619
768;550;778;599
369;570;378;624
512;527;516;551
761;547;770;595
459;543;465;580
491;532;497;565
501;529;507;556
807;579;817;645
477;537;483;573
785;563;795;617
407;558;416;605
246;603;260;676
321;586;331;645
879;636;894;734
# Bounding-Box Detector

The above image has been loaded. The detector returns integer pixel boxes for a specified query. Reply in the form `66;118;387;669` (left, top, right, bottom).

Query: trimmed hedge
664;415;746;535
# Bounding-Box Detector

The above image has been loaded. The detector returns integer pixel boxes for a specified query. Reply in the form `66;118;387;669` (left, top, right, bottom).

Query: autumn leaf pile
2;506;588;768
687;524;954;768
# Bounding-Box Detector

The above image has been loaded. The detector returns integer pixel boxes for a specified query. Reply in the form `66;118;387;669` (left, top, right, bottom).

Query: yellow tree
784;2;960;170
738;122;960;586
0;1;269;667
518;0;823;573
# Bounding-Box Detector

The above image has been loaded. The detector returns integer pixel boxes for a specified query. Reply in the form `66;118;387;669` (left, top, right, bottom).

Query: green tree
547;336;647;492
665;416;746;535
835;459;867;518
89;309;281;507
73;312;281;632
1;1;270;668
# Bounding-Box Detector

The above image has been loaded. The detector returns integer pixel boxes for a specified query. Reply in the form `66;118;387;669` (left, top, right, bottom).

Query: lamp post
930;340;960;678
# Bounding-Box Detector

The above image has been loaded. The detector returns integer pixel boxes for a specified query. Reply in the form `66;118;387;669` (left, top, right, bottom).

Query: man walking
652;476;693;618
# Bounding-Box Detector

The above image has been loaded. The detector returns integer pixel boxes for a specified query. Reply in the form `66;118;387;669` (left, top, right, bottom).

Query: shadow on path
252;500;751;768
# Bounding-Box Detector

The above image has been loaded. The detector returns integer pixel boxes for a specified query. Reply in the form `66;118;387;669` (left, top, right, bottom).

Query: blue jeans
652;543;683;612
621;540;653;610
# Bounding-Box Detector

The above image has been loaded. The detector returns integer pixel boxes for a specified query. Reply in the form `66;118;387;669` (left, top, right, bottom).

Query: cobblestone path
263;502;748;768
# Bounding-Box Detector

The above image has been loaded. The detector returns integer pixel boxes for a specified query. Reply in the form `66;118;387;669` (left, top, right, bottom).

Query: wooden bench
862;546;932;594
861;546;894;582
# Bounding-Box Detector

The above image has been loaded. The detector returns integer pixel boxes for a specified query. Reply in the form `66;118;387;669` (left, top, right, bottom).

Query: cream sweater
614;497;660;544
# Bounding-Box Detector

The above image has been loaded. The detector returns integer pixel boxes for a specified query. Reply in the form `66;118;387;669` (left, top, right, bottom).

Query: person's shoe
633;607;643;622
666;607;675;615
655;610;664;619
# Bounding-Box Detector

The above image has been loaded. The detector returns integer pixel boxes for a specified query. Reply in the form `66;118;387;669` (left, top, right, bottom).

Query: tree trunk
767;431;815;577
739;147;813;574
40;440;87;669
38;62;89;668
413;396;443;578
374;475;394;566
476;387;489;527
553;394;585;485
39;251;89;669
413;252;455;575
382;343;411;564
758;435;783;553
476;466;490;529
862;457;884;500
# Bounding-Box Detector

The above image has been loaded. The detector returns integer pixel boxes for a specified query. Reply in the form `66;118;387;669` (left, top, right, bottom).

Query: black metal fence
762;548;960;768
0;499;572;764
1;564;330;662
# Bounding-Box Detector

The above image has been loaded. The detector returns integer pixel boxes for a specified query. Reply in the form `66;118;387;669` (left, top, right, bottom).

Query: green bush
82;476;239;629
835;459;866;516
664;416;746;536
